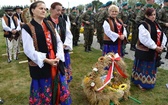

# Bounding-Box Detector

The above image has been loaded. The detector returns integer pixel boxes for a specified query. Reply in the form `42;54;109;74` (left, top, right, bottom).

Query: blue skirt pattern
64;52;72;83
103;44;124;57
29;78;52;105
59;73;72;105
131;58;157;89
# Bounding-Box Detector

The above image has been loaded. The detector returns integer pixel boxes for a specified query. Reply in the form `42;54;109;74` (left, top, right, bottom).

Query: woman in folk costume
102;5;127;57
47;2;73;84
21;1;71;105
131;8;167;90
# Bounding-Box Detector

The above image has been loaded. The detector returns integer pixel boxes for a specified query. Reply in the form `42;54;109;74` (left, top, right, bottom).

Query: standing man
2;7;21;63
61;7;71;29
158;0;168;59
13;6;24;26
136;0;155;24
118;2;129;54
81;3;95;52
97;1;112;50
13;6;24;53
69;7;80;46
118;2;129;29
130;2;142;51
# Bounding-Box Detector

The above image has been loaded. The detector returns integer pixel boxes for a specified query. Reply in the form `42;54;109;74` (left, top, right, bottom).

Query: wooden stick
19;60;28;64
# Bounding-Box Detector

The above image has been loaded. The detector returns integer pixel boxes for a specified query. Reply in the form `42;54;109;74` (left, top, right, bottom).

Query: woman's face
32;3;46;19
50;5;62;18
109;9;119;18
147;11;156;22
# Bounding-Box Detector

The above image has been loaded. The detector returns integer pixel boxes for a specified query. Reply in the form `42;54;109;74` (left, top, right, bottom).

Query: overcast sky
0;0;110;8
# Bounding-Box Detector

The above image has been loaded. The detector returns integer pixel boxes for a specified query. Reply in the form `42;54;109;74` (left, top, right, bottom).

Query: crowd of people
1;0;168;104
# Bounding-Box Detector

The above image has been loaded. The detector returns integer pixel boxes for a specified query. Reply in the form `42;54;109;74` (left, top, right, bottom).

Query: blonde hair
108;5;119;13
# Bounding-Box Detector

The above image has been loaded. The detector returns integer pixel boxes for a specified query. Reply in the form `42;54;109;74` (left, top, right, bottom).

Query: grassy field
0;25;168;105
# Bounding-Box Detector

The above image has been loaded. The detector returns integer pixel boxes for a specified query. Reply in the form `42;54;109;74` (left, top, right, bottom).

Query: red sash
42;22;60;105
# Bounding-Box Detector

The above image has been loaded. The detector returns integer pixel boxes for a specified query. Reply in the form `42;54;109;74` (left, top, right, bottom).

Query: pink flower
49;93;52;97
40;93;45;99
46;87;50;93
29;97;34;104
66;90;70;95
46;97;51;103
60;96;65;102
64;94;68;99
62;86;65;90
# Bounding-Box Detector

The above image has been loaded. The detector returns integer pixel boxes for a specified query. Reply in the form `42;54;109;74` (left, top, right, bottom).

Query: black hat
14;6;23;11
122;2;127;7
4;7;13;12
86;3;92;8
72;7;77;10
136;2;142;6
62;7;66;10
105;1;112;7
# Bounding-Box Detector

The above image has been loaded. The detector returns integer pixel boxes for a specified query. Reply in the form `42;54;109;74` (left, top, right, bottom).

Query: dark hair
145;8;155;17
50;2;62;9
29;1;45;17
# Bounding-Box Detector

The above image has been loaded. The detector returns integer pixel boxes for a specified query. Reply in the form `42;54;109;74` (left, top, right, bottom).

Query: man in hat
118;2;129;29
81;3;95;52
13;6;24;26
94;4;106;50
96;1;112;50
136;0;155;24
69;7;80;46
130;2;142;51
118;2;129;54
60;7;71;28
158;0;168;59
13;6;24;53
2;7;21;63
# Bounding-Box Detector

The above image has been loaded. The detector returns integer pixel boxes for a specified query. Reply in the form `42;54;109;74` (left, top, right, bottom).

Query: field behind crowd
0;22;168;105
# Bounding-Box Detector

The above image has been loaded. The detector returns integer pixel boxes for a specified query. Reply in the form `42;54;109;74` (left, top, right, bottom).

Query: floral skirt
29;78;52;105
29;75;72;105
103;44;124;57
131;58;157;89
59;73;72;105
64;52;72;83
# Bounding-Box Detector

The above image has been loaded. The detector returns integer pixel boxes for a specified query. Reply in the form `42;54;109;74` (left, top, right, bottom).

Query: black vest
13;13;23;22
3;15;19;38
135;18;163;61
46;16;69;53
22;19;57;79
103;17;124;45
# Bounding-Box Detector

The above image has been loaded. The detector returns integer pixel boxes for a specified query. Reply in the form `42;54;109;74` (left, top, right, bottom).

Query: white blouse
55;21;73;51
21;28;65;68
103;20;127;42
138;24;167;49
64;21;73;51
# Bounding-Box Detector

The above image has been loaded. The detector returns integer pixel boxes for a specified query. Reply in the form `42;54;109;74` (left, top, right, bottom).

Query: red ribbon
96;53;127;92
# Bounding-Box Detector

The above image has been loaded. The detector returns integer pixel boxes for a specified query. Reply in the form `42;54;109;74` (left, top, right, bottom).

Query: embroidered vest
135;19;163;61
23;19;57;79
3;15;20;38
103;17;124;45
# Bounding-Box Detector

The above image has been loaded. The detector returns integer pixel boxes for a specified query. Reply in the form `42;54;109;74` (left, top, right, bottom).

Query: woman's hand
44;57;60;67
119;35;125;40
155;46;163;53
63;45;67;49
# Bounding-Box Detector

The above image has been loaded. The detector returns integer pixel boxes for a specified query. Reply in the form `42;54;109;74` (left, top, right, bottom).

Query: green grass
0;25;168;105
